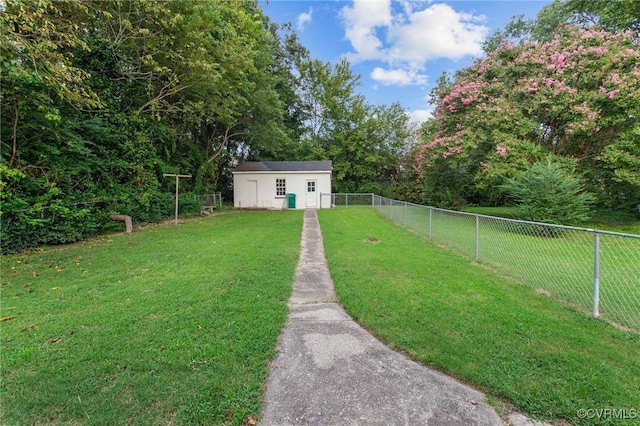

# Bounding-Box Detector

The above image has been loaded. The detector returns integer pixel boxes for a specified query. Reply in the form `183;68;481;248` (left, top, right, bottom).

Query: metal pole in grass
371;193;374;209
475;215;480;261
404;202;407;227
593;231;601;318
429;207;432;240
164;173;192;225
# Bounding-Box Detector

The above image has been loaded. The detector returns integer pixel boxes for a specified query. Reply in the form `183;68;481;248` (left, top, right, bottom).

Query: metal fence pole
475;215;480;261
371;193;375;209
429;207;432;240
404;202;407;227
593;231;601;318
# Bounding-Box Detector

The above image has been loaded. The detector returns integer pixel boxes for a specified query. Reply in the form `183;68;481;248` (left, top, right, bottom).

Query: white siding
233;171;332;209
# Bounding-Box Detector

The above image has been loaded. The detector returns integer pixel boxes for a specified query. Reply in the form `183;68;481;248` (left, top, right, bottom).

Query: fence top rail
399;200;430;209
327;193;375;196
194;193;222;197
365;194;640;240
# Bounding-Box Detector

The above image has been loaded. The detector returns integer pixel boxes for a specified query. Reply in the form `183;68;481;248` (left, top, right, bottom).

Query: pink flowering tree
418;25;640;208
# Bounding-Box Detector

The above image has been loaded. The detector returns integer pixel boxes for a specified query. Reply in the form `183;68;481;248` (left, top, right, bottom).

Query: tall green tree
1;0;419;252
533;0;640;38
418;24;640;209
1;0;101;169
293;58;414;193
1;0;297;252
484;0;640;49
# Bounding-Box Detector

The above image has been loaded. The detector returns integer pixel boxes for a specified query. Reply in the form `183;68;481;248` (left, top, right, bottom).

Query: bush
107;191;174;223
501;156;595;226
0;203;111;255
0;163;177;254
177;195;204;216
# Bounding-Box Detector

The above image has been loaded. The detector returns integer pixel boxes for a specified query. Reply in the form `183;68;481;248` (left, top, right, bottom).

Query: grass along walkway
376;203;640;331
318;208;640;426
1;211;303;425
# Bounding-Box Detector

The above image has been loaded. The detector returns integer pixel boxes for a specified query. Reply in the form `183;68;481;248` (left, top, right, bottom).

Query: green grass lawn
3;207;639;426
375;203;640;331
1;211;303;425
319;207;640;426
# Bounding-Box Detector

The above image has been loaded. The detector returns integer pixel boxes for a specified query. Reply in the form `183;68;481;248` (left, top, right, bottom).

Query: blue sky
260;0;551;124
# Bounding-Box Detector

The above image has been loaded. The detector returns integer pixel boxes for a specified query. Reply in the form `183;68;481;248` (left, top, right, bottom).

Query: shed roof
233;161;332;173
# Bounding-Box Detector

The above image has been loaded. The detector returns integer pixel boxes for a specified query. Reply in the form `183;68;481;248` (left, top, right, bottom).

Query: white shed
232;161;332;209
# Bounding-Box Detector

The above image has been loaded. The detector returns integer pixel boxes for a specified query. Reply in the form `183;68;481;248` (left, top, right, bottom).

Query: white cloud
371;67;427;86
395;0;432;23
388;3;487;62
340;1;488;86
340;0;392;60
408;108;434;125
297;7;313;31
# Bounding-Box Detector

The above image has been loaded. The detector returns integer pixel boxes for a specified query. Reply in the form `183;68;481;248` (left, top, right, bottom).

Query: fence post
404;202;407;227
429;208;432;240
371;193;374;209
593;231;601;318
475;215;480;261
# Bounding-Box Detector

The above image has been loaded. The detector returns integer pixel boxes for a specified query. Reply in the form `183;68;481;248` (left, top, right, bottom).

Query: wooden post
164;174;192;225
109;214;133;233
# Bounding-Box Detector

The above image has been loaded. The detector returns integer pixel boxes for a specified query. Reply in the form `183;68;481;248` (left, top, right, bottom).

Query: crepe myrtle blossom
416;24;640;203
496;145;508;157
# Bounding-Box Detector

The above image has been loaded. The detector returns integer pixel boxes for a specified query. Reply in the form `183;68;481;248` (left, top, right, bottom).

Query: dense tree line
1;0;414;253
412;0;639;220
6;0;633;252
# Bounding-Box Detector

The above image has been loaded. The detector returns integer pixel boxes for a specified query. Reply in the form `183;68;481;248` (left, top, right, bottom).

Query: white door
305;180;317;208
246;180;258;207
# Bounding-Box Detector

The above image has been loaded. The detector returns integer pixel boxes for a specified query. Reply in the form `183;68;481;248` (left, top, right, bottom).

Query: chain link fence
194;193;223;213
328;193;640;332
326;193;374;208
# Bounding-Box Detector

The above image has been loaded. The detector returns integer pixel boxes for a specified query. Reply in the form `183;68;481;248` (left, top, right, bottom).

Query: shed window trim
276;178;286;196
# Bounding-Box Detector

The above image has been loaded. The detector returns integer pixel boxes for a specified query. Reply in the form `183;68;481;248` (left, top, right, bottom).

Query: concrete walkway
260;209;512;425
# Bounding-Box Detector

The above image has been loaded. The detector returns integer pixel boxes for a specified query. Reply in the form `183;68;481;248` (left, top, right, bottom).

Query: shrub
501;156;595;225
